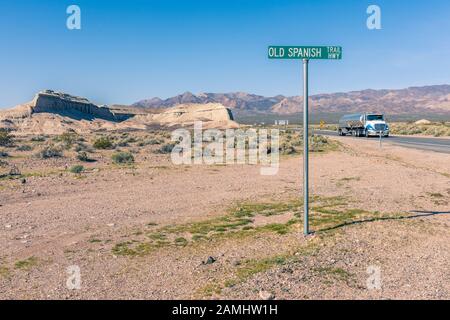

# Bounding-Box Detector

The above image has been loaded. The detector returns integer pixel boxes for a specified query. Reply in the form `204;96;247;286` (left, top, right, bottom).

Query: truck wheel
365;130;369;138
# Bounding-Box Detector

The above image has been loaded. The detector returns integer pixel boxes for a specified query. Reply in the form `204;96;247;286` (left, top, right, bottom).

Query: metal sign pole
303;59;309;235
268;45;342;236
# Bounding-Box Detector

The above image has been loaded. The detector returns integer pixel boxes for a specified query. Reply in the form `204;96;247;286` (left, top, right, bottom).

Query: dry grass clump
68;165;84;174
111;151;134;164
93;136;114;149
53;131;79;149
34;145;63;159
280;131;339;154
155;143;175;154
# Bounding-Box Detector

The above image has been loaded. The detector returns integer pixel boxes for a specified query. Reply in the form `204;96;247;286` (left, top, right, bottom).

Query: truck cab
364;114;389;137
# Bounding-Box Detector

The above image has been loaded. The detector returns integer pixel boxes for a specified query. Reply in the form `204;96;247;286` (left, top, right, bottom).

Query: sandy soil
0;135;449;299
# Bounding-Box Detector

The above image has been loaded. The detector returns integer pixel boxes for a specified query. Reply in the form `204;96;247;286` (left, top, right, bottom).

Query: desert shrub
111;152;134;164
93;137;113;149
118;136;139;147
288;138;302;147
310;135;329;152
74;143;84;152
156;143;175;154
74;142;93;153
0;150;9;157
69;165;84;174
30;135;47;142
160;132;171;139
137;138;162;147
35;145;63;159
0;129;13;147
77;151;91;162
8;165;21;176
280;131;301;148
54;131;78;149
116;139;129;147
148;139;162;145
280;144;297;155
16;145;33;151
278;134;336;154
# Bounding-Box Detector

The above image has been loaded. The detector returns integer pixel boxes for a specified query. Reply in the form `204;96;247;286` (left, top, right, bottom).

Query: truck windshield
367;114;384;121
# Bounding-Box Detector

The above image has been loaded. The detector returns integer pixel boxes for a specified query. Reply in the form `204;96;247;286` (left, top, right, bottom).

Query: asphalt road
313;129;450;154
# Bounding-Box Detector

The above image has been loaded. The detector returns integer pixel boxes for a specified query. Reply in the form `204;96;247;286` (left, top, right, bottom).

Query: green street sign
268;46;342;60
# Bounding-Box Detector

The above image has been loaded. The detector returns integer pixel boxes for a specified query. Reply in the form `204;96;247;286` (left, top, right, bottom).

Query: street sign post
268;45;342;235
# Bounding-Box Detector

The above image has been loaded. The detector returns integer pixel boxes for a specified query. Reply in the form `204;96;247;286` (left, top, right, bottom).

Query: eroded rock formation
152;103;237;127
0;90;238;134
0;90;136;122
32;90;135;121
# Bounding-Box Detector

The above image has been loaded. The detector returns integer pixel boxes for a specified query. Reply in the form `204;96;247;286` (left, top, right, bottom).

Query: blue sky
1;0;449;107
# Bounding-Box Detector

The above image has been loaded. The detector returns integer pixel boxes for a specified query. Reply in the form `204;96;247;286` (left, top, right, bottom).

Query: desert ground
0;129;449;299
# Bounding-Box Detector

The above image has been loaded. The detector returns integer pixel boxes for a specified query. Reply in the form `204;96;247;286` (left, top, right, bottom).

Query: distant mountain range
133;85;450;116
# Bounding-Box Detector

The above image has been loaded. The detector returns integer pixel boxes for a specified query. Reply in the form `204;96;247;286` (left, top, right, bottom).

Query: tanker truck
338;113;389;137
